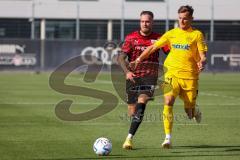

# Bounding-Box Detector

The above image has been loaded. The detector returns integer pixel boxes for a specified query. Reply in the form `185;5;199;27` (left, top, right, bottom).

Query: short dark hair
140;11;154;19
178;5;194;16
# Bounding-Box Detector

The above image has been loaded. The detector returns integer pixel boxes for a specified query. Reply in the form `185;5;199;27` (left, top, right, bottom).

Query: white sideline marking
200;92;240;100
1;92;239;106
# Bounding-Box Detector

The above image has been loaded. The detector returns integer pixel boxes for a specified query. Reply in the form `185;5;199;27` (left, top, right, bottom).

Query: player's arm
196;32;208;72
197;51;207;72
118;52;136;82
118;52;129;74
135;44;160;63
135;35;169;64
161;45;170;55
118;36;136;81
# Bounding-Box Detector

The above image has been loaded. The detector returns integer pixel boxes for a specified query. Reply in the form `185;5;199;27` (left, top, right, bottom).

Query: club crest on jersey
172;44;190;50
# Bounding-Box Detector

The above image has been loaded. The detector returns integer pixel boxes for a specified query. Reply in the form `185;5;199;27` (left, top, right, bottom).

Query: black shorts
126;76;157;104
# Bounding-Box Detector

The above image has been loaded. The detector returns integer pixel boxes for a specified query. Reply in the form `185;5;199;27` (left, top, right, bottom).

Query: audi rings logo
80;46;120;65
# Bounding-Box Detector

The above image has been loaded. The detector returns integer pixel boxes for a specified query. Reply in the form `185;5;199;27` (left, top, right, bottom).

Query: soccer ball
93;137;112;156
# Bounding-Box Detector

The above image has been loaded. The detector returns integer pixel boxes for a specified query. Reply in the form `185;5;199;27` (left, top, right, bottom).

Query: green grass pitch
0;72;240;160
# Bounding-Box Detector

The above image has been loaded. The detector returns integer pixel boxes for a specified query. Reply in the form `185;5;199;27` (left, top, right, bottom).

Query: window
79;20;107;40
0;19;31;39
214;21;240;41
0;28;5;36
46;20;75;39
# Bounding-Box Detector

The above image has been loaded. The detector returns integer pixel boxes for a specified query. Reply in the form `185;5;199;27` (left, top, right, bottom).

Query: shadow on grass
34;153;240;160
175;145;240;149
135;145;240;151
170;145;240;154
34;146;240;160
34;145;240;160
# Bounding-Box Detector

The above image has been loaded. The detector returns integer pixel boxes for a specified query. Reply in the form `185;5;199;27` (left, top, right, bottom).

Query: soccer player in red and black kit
118;11;169;149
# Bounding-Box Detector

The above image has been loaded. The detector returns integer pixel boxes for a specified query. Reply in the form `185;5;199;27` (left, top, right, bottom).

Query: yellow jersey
154;27;208;79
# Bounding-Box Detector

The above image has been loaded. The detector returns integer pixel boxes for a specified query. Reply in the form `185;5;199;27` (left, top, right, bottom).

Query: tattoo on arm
118;52;129;74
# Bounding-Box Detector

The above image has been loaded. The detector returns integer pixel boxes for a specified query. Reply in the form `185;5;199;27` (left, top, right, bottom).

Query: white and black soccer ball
93;137;112;156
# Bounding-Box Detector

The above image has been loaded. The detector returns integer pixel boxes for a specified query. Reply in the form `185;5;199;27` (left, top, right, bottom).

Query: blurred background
0;0;239;71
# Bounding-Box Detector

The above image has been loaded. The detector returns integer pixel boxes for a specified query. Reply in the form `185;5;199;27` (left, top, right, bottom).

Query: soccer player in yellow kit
135;5;207;148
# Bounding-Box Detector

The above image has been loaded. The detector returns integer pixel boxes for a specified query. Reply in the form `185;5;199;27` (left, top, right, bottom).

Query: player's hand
126;71;136;83
197;60;206;72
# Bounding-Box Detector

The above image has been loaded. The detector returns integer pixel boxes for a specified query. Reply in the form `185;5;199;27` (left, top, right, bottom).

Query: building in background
0;0;240;71
0;0;239;41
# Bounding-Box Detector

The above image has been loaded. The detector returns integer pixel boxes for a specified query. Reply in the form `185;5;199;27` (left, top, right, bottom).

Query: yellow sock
163;105;173;135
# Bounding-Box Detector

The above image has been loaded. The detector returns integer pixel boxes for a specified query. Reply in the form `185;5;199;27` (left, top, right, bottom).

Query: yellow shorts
164;74;198;108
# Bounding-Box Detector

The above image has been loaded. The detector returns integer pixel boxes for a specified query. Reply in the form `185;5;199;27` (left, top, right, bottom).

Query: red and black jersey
121;31;169;78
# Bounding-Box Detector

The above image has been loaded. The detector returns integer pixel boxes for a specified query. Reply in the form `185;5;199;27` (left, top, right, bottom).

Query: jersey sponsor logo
134;46;147;51
172;44;190;50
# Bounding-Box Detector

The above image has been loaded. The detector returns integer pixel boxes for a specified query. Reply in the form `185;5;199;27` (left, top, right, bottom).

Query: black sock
129;103;146;136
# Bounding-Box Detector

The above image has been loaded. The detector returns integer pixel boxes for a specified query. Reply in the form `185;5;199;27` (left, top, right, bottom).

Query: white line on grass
200;92;240;100
0;102;239;106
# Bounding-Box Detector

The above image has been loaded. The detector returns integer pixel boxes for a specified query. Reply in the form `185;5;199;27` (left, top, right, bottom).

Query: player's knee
164;96;175;106
128;104;136;117
128;109;136;117
137;94;149;104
